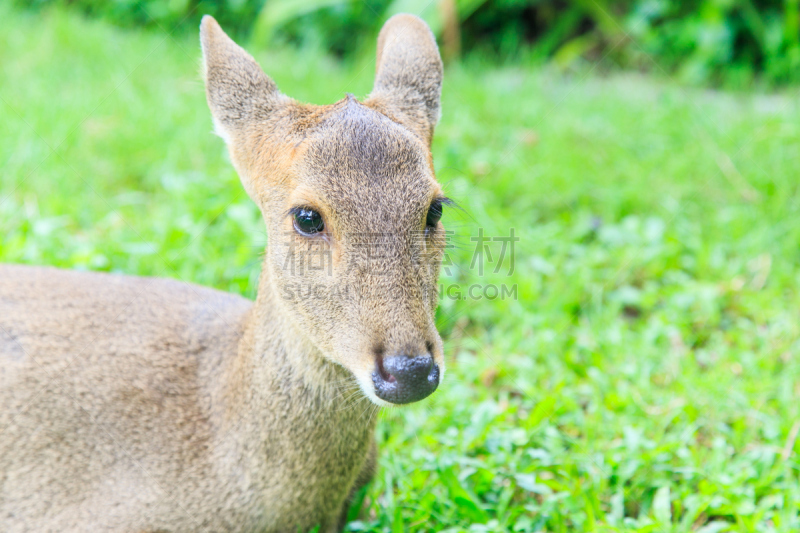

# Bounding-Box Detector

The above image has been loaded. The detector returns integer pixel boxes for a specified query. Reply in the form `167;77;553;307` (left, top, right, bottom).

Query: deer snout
372;352;440;404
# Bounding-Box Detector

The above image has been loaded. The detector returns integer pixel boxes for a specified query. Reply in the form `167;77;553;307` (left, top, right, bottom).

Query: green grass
3;5;800;533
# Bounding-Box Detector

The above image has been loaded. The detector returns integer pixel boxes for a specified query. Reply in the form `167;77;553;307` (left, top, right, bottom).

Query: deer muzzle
372;353;440;404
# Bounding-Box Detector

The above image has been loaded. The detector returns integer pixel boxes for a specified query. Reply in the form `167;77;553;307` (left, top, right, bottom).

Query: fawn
0;13;447;533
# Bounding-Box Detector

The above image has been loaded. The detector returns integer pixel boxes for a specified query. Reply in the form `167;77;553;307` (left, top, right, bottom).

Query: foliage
622;0;800;86
17;0;800;85
3;6;800;531
18;0;265;36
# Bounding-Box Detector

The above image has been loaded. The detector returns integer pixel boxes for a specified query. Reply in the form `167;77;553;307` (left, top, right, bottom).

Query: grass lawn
2;5;800;532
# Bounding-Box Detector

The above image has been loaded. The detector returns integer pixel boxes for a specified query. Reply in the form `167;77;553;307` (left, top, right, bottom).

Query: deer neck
225;256;377;433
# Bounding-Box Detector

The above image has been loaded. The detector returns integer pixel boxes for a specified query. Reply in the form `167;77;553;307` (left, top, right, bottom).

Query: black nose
372;354;439;404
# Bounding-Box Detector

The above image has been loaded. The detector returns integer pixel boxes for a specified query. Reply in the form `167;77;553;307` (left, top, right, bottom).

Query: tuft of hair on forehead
306;97;430;186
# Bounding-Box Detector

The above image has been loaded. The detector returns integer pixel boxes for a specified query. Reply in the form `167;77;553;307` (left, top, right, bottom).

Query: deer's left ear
366;14;443;146
200;15;285;143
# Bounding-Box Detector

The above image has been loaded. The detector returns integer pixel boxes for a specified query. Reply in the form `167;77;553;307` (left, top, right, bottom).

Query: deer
0;13;448;533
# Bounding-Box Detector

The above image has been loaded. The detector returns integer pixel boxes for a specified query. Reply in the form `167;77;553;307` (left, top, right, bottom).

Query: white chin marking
354;372;392;407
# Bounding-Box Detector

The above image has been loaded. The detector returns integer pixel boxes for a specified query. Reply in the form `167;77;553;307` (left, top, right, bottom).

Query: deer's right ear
200;15;284;143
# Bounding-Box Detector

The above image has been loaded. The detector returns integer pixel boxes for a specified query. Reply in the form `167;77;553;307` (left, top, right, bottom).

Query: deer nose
372;353;439;404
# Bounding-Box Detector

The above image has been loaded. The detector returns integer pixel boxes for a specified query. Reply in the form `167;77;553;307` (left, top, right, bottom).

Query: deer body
0;264;377;532
1;13;445;533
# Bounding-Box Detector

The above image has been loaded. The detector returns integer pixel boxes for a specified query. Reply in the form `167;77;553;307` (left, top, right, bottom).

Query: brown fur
0;13;445;533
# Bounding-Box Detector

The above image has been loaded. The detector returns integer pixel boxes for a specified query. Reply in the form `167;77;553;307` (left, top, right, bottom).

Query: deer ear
366;14;443;146
200;15;284;143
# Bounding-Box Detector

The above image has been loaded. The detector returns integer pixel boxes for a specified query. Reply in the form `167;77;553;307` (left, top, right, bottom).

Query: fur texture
0;13;444;533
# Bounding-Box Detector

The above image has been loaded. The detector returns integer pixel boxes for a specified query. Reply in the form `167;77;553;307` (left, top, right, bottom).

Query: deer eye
292;208;324;236
426;199;443;228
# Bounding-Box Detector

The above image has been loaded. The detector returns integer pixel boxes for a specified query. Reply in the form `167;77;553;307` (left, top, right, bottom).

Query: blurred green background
2;0;800;532
16;0;800;87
